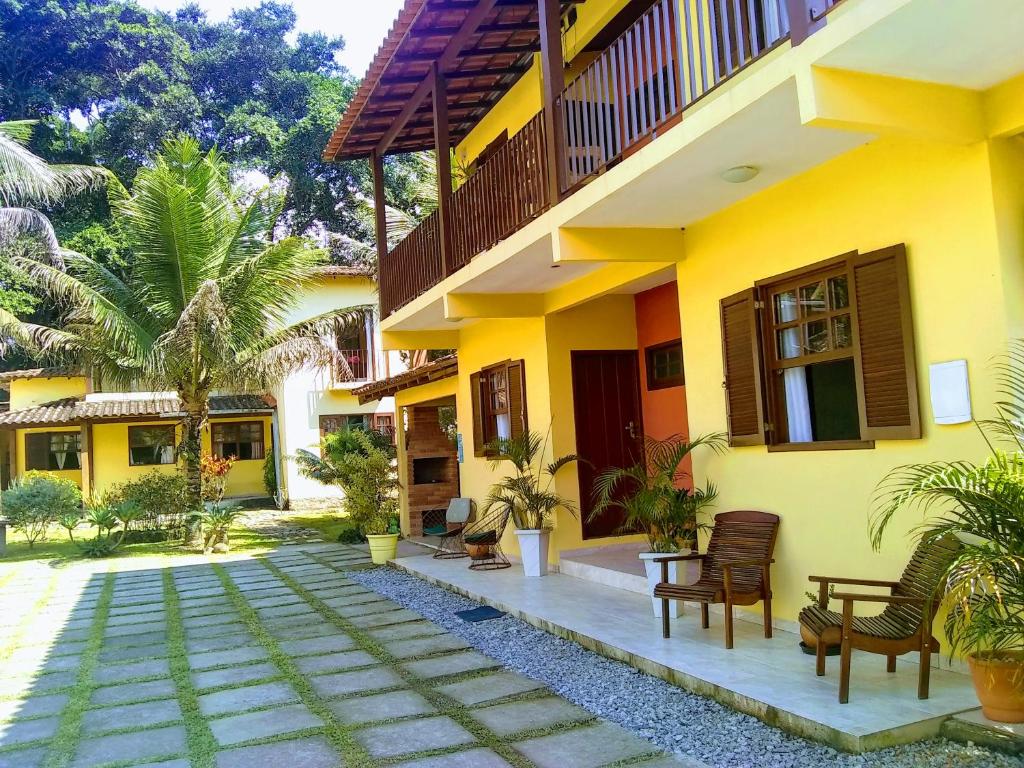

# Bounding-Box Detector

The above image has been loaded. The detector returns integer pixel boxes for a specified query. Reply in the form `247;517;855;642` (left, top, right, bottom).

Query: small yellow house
327;0;1024;626
0;267;406;506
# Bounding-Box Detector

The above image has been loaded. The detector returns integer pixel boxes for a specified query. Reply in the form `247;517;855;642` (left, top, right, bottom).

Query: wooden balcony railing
379;208;443;318
558;0;791;192
380;1;797;317
448;111;550;274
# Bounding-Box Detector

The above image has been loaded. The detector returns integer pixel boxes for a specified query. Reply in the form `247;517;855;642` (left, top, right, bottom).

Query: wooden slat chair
423;498;473;560
653;510;780;649
799;535;961;703
461;505;512;571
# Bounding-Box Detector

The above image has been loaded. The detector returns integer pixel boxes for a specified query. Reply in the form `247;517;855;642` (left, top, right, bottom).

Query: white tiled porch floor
391;551;979;752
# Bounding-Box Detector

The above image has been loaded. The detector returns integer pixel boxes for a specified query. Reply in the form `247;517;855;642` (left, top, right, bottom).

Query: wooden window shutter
720;288;766;446
850;244;920;440
507;360;528;439
25;433;50;471
470;372;486;457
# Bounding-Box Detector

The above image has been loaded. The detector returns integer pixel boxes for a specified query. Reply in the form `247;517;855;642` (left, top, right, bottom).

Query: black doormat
455;606;506;623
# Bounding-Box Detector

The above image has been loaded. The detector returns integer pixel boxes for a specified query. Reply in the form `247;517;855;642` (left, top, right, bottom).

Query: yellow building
0;268;405;506
329;0;1024;624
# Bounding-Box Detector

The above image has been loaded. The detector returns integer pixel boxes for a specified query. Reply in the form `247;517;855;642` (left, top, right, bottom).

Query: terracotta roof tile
0;394;274;429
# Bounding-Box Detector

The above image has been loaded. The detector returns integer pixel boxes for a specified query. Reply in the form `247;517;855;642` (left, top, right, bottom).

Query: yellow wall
676;136;1024;622
15;427;83;488
9;377;87;410
90;421;181;499
203;417;274;499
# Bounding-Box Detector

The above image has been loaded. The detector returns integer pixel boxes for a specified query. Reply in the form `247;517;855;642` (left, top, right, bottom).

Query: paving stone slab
327;689;435;725
105;610;167;627
255;603;317;620
470;697;592;737
278;634;356;657
513;722;656;768
99;642;169;664
332;601;402;619
81;698;182;735
104;622;168;639
71;724;186;768
392;748;513;768
104;630;167;648
185;633;257;654
384;634;470;660
348;609;424;629
402;651;501;680
436;672;546;706
180;602;234;619
91;679;177;707
94;658;171;685
0;746;46;768
108;602;165;618
133;760;190;768
50;640;90;657
198;680;299;716
215;736;342;768
355;715;476;758
366;621;446;643
294;649;379;676
50;628;92;644
192;661;280;691
0;692;69;720
262;623;338;642
209;703;323;747
309;667;405;698
0;715;59;747
188;645;268;671
185;622;247;640
182;612;240;629
176;596;232;610
245;594;303;609
320;593;382;609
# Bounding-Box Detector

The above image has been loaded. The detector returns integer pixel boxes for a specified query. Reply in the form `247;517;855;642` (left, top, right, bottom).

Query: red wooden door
571;350;645;539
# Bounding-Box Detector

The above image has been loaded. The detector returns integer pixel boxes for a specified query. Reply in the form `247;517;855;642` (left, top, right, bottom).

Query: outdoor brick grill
405;405;458;537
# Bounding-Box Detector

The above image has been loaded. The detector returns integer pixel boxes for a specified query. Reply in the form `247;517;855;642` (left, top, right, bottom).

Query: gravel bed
347;567;1022;768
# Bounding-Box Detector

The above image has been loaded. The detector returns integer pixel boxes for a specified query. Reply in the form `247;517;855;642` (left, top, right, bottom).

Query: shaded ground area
0;544;696;767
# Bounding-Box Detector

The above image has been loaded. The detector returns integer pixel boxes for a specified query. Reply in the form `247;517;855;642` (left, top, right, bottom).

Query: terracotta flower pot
968;651;1024;722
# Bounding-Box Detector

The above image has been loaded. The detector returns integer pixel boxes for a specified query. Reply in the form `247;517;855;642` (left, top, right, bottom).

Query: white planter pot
639;551;699;618
515;529;551;578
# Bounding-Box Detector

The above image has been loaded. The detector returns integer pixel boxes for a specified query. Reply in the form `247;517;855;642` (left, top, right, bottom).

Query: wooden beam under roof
379;64;530;86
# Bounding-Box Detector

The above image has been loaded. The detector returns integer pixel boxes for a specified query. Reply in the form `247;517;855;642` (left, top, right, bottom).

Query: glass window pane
806;319;829;354
799;282;827;316
773;290;798;324
777;327;801;359
832;314;852;349
829;275;849;310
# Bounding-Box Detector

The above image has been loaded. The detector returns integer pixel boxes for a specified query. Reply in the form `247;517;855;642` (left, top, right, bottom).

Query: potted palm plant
484;429;580;577
871;345;1024;722
592;433;726;618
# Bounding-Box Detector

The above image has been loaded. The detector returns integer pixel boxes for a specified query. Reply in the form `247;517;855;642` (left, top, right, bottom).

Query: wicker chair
461;505;512;571
423;498;473;559
799;535;961;703
653;510;780;649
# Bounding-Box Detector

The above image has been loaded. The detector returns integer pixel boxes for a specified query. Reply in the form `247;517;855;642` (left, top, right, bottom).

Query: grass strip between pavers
260;557;544;768
164;568;219;768
39;571;114;768
213;562;380;768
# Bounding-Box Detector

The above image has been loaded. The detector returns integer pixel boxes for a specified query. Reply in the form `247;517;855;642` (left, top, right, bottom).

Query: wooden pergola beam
380;65;529;86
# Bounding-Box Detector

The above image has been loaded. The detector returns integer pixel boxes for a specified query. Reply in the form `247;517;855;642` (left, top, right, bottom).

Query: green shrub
336;523;366;544
199;505;244;553
2;471;81;548
334;431;400;536
262;453;277;498
293;428;394;490
106;471;192;537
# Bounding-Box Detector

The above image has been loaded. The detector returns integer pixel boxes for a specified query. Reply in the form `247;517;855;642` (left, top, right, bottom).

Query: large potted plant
591;434;726;617
871;345;1024;722
330;430;401;564
484;430;580;577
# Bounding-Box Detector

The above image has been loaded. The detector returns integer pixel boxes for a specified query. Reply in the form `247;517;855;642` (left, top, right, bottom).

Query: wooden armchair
799;535;961;703
653;510;780;649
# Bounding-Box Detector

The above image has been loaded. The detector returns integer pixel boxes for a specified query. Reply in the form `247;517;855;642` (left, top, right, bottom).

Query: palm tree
0;120;106;262
0;135;368;512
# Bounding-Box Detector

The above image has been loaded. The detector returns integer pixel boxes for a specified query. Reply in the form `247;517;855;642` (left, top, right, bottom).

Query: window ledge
767;440;875;453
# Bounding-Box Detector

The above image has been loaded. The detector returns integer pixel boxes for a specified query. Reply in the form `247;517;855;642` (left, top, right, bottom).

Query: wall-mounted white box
929;359;971;425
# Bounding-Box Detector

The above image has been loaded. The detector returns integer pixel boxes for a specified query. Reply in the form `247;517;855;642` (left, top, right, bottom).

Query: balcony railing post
786;0;827;45
431;63;454;277
538;0;565;205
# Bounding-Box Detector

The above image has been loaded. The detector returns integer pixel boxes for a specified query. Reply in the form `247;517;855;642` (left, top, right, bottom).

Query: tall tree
0;136;366;511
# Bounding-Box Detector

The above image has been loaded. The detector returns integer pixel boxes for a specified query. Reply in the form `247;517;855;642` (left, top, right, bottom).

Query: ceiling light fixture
721;165;760;184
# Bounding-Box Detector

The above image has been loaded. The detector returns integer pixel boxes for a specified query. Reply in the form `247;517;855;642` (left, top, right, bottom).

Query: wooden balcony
378;0;808;319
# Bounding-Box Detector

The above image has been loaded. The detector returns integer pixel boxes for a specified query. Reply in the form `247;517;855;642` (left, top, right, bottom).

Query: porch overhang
353;354;458;405
0;395;276;430
324;0;580;161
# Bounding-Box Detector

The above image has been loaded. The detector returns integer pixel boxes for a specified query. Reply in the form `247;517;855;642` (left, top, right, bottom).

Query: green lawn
0;521;275;564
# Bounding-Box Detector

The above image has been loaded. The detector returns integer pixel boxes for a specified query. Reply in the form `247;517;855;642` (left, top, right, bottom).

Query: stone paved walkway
0;544;697;767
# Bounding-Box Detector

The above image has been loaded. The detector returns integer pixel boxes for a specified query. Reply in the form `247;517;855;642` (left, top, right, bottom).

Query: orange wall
634;281;688;443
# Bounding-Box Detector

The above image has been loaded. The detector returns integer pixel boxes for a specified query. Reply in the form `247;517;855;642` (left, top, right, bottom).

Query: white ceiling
819;0;1024;91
